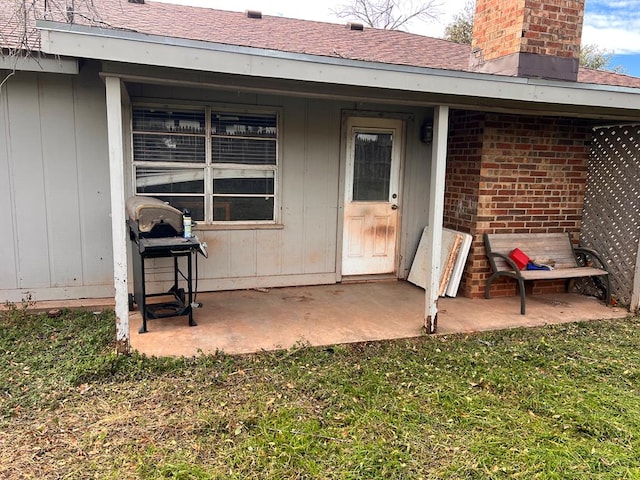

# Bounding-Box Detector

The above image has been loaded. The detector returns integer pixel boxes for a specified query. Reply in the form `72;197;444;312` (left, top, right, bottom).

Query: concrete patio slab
128;281;630;357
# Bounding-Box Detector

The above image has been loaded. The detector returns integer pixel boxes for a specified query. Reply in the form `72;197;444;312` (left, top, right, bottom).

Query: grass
1;305;639;479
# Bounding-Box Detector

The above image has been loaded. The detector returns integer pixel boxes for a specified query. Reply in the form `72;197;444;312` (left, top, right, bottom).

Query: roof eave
1;50;78;74
36;20;640;114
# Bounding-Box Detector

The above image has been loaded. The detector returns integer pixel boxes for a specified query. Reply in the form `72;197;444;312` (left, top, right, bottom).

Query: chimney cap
245;10;262;19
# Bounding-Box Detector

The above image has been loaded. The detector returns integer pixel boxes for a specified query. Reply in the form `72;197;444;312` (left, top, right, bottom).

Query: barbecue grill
126;196;205;333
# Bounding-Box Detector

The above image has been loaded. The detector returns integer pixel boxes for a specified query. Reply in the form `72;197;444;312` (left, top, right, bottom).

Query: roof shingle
2;0;640;89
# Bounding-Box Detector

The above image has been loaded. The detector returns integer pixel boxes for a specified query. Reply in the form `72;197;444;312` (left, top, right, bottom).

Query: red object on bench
509;248;530;270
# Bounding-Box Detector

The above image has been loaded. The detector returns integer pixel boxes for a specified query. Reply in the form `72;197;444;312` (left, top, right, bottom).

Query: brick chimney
470;0;585;81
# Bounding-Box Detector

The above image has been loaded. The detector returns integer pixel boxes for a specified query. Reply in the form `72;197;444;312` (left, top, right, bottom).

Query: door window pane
352;133;393;201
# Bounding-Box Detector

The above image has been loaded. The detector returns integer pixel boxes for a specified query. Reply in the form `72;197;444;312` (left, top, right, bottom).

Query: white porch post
631;241;640;314
423;106;449;333
105;76;130;354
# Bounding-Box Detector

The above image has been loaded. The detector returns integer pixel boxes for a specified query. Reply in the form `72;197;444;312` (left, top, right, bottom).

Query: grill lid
126;196;183;235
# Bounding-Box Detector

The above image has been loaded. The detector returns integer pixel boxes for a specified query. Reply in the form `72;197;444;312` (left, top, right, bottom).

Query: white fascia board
0;53;78;74
36;20;640;113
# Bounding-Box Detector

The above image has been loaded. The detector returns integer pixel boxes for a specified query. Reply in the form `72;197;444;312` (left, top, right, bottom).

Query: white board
408;227;472;297
445;231;472;297
408;227;457;292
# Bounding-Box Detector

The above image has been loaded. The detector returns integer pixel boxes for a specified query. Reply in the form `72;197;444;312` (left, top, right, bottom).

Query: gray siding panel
303;99;339;274
202;231;231;279
1;67;113;302
73;66;113;287
228;230;257;277
39;75;84;287
279;97;306;275
400;115;431;277
0;85;18;290
6;76;51;289
256;229;282;276
303;206;329;274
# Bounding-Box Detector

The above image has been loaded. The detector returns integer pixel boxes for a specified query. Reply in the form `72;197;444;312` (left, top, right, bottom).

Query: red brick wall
445;111;592;298
443;111;484;297
443;111;485;233
472;0;584;61
521;0;584;58
472;0;526;62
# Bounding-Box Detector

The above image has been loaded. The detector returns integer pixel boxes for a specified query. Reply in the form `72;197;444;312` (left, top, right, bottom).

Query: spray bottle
182;209;192;238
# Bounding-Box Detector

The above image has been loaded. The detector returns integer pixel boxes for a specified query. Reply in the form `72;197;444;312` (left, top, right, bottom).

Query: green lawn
1;305;639;479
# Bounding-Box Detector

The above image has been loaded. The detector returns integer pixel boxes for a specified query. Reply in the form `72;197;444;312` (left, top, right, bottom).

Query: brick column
445;111;592;298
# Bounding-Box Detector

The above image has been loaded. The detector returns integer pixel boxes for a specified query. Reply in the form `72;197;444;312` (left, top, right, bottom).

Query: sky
156;0;640;77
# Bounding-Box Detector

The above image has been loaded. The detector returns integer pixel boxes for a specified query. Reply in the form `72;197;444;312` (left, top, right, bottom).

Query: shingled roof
2;0;640;89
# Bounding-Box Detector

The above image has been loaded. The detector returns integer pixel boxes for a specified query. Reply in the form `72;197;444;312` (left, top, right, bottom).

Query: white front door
342;117;404;276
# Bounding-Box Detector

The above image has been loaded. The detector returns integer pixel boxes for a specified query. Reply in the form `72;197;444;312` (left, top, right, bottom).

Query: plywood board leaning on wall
408;227;472;297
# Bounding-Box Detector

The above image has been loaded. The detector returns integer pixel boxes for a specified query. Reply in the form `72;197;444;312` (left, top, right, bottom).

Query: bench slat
520;266;607;281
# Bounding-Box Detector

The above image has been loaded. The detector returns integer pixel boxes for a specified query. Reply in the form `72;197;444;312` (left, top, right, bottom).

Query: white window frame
131;103;281;226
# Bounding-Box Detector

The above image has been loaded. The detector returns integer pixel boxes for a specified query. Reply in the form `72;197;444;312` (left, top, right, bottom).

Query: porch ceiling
129;282;629;357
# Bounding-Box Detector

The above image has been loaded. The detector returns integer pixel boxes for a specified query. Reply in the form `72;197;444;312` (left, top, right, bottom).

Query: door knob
391;204;398;210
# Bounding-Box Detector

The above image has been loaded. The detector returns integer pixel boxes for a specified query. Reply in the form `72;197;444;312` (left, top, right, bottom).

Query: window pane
352;133;393;201
134;134;205;163
211;112;277;138
213;169;274;195
214;197;274;221
141;195;205;222
136;167;204;194
212;137;276;165
133;108;205;134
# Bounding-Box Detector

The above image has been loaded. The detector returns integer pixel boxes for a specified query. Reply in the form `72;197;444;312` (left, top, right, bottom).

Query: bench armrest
574;246;609;272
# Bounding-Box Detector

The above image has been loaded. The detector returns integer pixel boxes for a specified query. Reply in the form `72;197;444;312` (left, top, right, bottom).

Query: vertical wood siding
1;71;433;301
0;84;18;290
399;116;431;277
75;65;117;287
0;67;113;302
279;96;306;276
6;74;51;289
39;75;83;287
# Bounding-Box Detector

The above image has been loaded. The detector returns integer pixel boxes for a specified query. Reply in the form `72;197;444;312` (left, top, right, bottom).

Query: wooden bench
484;232;611;314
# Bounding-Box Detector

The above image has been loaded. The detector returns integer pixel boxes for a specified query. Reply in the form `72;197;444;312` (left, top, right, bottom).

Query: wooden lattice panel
580;125;640;306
